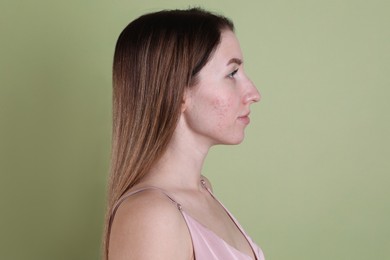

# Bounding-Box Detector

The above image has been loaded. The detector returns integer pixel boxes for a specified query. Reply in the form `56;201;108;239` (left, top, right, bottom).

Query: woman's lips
238;115;250;125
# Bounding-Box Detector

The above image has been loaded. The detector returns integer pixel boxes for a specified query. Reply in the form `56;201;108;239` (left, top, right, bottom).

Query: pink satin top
110;180;265;260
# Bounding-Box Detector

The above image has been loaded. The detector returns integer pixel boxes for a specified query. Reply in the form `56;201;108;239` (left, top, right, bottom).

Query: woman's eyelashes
227;68;239;79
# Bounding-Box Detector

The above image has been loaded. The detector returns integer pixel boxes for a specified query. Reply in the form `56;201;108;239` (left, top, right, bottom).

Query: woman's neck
142;125;211;191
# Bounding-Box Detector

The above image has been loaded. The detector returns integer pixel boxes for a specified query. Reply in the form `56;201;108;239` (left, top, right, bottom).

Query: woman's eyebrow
227;58;243;66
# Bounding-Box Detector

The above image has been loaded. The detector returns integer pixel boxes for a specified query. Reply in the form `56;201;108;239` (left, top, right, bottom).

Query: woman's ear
181;89;190;113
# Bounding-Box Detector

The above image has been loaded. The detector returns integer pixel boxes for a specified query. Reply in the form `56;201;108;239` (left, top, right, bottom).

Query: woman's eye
227;68;239;78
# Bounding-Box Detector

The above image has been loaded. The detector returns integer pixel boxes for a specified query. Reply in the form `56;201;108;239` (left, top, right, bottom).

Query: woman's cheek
211;97;233;128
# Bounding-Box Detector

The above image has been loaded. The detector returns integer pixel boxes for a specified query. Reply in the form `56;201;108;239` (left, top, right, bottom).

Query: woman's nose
244;79;261;104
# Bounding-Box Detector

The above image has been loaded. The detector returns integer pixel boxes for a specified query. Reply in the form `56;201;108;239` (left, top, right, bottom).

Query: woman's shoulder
108;188;192;259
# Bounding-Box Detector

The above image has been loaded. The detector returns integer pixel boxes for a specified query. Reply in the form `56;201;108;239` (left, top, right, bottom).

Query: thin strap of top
111;186;183;222
200;180;250;240
111;179;212;216
200;179;259;260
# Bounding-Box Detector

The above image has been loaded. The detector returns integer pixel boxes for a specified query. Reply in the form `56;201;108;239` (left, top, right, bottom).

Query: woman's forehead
207;30;243;67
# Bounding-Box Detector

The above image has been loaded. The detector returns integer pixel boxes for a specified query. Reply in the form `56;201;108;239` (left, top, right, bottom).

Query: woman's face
182;30;260;146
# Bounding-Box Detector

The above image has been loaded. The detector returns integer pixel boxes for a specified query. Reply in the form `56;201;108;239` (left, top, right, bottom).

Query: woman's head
110;8;233;197
105;7;234;258
181;30;260;147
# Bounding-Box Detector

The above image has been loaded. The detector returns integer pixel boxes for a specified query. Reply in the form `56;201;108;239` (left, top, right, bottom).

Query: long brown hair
103;8;234;259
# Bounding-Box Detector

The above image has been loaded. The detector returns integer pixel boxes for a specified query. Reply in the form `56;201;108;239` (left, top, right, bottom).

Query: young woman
103;8;265;260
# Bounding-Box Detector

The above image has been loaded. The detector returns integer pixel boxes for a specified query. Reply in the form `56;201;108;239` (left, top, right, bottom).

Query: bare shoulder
201;174;213;192
108;189;192;260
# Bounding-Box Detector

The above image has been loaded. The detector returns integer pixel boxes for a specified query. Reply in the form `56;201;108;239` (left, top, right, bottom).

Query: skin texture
108;30;260;260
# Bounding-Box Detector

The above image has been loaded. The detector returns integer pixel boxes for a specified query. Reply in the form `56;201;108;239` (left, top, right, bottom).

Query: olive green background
1;0;389;259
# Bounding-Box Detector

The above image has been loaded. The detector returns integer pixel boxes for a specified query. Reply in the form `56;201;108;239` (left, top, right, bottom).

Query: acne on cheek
212;97;231;113
212;97;232;129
